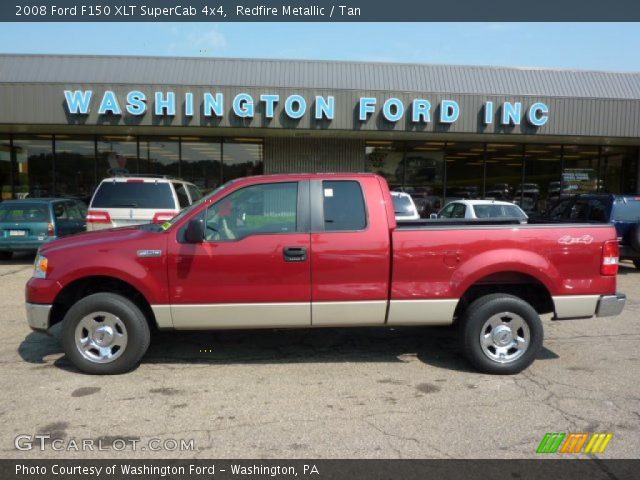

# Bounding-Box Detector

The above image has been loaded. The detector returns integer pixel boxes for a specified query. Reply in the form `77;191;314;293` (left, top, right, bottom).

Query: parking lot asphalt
1;252;639;459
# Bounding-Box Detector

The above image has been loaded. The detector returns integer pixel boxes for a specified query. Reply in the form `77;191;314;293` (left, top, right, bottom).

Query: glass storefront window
97;135;138;181
0;136;10;200
524;144;562;213
600;146;638;194
444;142;484;204
562;145;600;196
12;136;54;198
139;137;180;178
403;142;445;216
223;139;264;183
180;137;222;194
54;136;96;200
365;141;404;191
485;143;524;206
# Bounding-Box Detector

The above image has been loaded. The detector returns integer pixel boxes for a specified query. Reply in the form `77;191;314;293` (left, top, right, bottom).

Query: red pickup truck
25;174;625;375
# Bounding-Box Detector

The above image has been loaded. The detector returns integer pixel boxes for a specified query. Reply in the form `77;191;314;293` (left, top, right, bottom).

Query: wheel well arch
50;276;156;330
454;271;554;319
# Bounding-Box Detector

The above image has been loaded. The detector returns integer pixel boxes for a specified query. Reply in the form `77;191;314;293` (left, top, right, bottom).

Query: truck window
322;180;366;231
205;182;298;241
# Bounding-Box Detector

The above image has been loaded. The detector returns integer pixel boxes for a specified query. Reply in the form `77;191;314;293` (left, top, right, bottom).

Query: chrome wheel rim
74;311;128;364
480;312;530;364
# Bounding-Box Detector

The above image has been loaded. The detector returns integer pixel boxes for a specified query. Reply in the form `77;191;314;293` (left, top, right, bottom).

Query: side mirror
429;213;438;219
184;218;204;243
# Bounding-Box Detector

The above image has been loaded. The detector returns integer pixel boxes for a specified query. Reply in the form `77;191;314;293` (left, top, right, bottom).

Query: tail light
86;210;112;224
152;212;176;224
47;223;55;236
601;240;619;276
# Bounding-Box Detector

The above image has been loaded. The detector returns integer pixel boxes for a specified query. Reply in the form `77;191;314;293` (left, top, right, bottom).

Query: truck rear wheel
61;292;150;375
461;294;543;374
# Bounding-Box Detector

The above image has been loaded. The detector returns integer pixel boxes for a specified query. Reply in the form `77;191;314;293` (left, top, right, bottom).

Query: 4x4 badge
558;235;594;245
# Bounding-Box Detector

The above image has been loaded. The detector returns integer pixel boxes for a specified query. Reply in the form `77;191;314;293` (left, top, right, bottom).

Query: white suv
86;175;202;231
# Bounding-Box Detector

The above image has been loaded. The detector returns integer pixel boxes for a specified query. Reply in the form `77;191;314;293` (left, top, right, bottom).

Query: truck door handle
283;246;307;262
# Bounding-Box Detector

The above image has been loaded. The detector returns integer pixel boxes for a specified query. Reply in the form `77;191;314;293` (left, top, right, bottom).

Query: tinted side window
322;181;366;231
569;200;590;221
451;203;466;219
439;203;455;218
186;185;202;203
205;182;298;241
587;199;609;222
173;183;190;209
64;201;83;220
547;199;573;220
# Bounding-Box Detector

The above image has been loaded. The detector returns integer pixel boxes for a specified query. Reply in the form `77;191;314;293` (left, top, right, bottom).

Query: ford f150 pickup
25;174;626;375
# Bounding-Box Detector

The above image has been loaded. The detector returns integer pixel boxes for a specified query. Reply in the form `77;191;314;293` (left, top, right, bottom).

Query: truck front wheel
461;294;543;374
61;293;150;375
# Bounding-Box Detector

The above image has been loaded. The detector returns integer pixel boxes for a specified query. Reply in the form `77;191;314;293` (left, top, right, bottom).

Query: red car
25;174;625;375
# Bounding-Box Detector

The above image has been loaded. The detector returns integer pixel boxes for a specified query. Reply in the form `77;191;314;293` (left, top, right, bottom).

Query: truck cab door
309;178;391;326
167;180;311;329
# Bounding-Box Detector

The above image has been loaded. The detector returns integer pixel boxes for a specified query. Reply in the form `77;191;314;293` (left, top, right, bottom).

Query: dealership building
1;54;639;213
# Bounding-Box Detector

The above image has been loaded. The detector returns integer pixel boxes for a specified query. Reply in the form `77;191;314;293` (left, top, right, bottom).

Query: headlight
33;254;48;279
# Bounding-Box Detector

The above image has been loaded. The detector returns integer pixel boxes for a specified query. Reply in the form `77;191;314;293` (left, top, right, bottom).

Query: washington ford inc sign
63;90;550;126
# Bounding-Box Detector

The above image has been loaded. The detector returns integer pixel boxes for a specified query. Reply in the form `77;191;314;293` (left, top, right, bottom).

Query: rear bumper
552;293;626;319
596;293;626;318
0;240;47;251
25;303;52;332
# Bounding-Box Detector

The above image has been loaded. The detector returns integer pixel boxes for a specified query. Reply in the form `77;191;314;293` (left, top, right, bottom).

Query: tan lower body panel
387;299;458;326
552;295;599;319
169;303;310;330
154;298;460;330
312;301;387;326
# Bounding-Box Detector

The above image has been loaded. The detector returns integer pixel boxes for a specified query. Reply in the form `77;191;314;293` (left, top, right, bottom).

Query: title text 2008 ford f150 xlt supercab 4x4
25;174;626;375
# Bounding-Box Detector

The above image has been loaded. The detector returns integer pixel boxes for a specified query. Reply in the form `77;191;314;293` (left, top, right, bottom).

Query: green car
0;198;87;259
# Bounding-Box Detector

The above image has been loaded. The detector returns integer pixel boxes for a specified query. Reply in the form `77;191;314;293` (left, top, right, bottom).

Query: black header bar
2;0;640;22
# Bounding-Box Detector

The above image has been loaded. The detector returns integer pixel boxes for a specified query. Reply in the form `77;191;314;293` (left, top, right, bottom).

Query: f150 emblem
558;235;594;245
137;249;162;257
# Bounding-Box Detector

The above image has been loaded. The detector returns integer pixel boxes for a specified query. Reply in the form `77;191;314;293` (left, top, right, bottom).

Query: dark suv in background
533;194;640;268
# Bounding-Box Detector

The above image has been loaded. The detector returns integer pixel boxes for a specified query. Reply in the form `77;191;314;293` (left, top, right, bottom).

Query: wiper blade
112;203;138;207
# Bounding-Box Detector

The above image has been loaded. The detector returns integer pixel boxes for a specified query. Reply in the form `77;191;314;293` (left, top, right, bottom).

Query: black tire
461;293;543;375
61;292;150;375
0;251;12;260
633;259;640;270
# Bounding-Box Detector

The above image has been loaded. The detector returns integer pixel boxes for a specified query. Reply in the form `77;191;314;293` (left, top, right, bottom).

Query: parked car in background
0;198;86;259
391;191;420;220
487;183;512;200
87;175;202;231
532;194;640;268
434;199;528;223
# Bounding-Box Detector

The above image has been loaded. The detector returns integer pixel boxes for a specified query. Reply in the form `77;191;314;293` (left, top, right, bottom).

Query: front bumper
596;293;626;318
25;303;52;331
